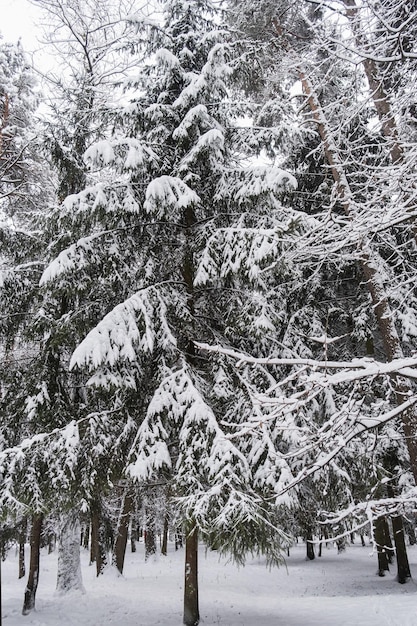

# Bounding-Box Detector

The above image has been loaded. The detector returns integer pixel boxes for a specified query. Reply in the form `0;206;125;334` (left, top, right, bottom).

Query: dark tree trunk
374;517;390;577
22;514;43;615
306;528;315;561
183;521;199;626
91;505;107;576
145;528;156;561
381;517;395;564
391;513;411;583
18;519;27;579
175;528;183;550
144;500;157;562
161;513;169;556
131;526;137;553
113;490;133;574
336;538;346;553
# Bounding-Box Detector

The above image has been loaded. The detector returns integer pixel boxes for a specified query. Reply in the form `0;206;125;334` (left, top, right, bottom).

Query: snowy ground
3;539;417;625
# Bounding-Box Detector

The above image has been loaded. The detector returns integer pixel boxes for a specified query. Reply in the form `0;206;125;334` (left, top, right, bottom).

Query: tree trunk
374;517;390;577
22;514;43;615
183;521;199;626
343;0;403;165
391;513;411;583
90;505;107;576
306;527;315;561
381;517;395;565
18;519;26;580
56;510;84;593
161;513;169;556
385;484;412;583
144;499;157;562
113;489;133;574
131;526;137;553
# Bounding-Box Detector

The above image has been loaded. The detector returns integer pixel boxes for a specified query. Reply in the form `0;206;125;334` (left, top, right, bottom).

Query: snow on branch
196;343;417;382
70;287;176;371
144;175;200;219
217;165;297;206
39;231;108;285
195;226;291;285
84;138;158;172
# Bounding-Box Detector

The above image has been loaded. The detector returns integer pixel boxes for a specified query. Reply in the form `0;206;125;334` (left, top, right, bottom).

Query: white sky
3;0;58;76
3;0;42;48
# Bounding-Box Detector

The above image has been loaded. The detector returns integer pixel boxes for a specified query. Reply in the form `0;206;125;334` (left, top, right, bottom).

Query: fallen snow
3;541;417;625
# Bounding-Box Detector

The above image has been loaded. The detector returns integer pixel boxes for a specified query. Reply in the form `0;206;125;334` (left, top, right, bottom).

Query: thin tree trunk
81;522;90;550
22;514;43;615
90;504;107;576
18;519;26;580
131;525;137;553
144;499;157;562
183;520;199;626
161;513;169;556
113;489;133;574
306;534;315;560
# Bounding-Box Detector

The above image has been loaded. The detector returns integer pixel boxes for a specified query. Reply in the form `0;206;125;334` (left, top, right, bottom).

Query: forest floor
3;538;417;625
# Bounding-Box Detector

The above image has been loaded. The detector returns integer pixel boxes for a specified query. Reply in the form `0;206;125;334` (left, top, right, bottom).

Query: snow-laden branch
196;343;417;382
70;287;176;371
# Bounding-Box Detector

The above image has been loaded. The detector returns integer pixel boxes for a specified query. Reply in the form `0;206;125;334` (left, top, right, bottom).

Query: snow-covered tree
37;0;307;622
213;0;417;556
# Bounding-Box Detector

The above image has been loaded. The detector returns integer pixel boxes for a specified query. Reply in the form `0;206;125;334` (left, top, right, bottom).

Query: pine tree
40;1;302;621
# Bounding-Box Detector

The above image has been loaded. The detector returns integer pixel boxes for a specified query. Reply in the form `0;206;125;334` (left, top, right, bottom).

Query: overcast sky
3;0;59;77
3;0;41;47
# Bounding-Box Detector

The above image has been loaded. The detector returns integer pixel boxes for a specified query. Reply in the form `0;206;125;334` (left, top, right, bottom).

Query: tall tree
41;0;298;622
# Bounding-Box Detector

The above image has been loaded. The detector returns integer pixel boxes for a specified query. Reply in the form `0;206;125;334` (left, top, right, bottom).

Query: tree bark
391;513;411;583
306;526;315;560
56;510;84;593
381;517;395;565
18;519;27;580
183;521;199;626
22;514;43;615
113;489;133;574
385;484;412;583
374;516;390;577
90;504;107;576
161;513;169;556
343;0;403;165
144;497;157;562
